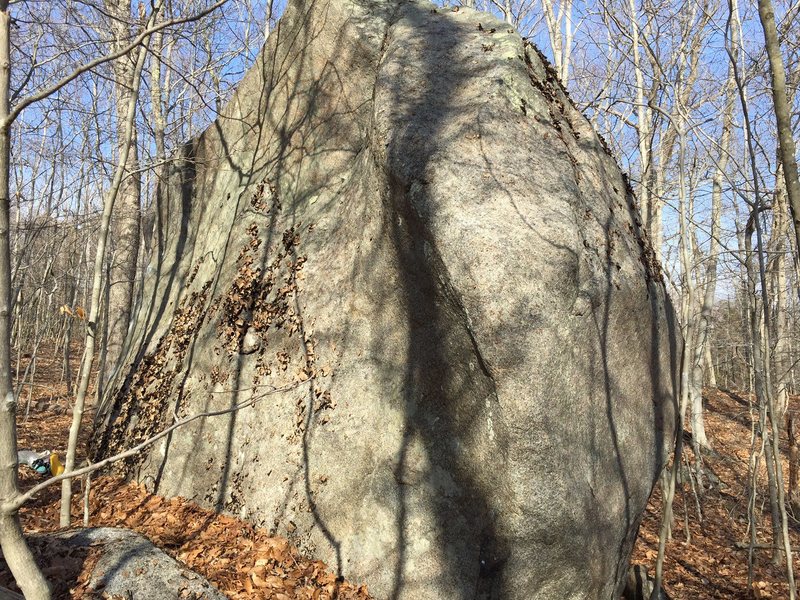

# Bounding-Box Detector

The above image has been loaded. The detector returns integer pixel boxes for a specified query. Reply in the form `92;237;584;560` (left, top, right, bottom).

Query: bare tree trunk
652;115;692;600
747;389;763;587
60;7;157;526
687;55;734;451
264;0;276;40
730;3;796;583
149;25;166;260
745;210;786;567
703;343;716;387
758;0;800;279
626;0;653;243
95;260;112;404
790;414;800;510
0;3;51;597
769;164;790;416
502;0;514;25
102;0;142;392
541;0;574;83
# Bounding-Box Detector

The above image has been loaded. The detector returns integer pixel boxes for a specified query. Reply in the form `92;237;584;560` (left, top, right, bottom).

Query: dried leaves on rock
6;348;369;600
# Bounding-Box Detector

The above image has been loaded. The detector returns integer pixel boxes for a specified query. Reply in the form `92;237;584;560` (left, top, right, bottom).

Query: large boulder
92;0;679;598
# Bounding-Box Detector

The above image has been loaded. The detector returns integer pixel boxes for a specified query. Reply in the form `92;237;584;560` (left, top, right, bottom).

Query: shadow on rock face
91;1;680;598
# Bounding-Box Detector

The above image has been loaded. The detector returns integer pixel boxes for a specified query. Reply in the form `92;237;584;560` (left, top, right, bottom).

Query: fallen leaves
84;478;371;600
7;343;369;600
632;388;800;599
11;469;372;600
752;581;774;599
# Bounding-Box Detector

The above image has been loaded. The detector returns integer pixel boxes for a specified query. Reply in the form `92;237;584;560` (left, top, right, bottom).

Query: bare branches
4;0;229;128
4;380;308;513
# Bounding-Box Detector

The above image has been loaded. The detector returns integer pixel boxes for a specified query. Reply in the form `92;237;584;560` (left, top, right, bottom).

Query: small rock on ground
47;527;227;599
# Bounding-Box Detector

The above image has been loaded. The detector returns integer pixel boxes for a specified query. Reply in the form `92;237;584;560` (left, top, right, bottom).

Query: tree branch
3;0;230;128
2;380;311;513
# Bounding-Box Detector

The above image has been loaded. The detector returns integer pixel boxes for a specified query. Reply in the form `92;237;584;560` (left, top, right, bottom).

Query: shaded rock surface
45;527;225;599
92;0;679;598
0;586;22;600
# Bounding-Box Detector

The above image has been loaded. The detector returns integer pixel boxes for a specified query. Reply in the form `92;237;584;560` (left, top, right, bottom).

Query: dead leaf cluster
89;281;213;474
214;215;334;437
217;220;306;379
250;178;281;215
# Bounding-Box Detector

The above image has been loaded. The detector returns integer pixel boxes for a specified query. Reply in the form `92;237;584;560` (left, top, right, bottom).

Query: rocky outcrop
11;528;226;599
92;0;679;598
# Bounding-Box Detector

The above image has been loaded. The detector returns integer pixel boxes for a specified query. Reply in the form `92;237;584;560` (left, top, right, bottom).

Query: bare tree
729;0;796;588
100;0;143;397
541;0;574;83
758;0;800;276
0;2;53;597
768;163;790;416
0;1;232;591
59;12;155;526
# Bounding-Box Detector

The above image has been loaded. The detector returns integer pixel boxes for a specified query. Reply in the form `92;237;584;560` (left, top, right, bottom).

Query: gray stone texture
92;1;679;598
49;528;226;599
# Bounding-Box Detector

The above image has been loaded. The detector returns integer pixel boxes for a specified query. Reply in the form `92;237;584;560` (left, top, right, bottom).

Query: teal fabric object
17;450;51;475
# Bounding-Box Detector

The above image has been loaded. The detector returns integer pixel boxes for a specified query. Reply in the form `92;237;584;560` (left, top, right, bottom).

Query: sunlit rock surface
93;1;679;597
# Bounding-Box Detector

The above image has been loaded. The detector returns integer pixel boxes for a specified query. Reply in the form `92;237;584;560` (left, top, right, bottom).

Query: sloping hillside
633;388;800;599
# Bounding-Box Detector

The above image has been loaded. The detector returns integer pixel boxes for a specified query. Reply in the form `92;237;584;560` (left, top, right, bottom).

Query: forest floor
2;346;800;599
632;388;800;599
1;347;371;599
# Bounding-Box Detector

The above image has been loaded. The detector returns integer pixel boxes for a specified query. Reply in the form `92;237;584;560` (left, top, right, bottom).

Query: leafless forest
0;0;799;598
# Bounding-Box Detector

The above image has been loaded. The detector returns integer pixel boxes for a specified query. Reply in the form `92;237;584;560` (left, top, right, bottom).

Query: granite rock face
92;1;679;598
